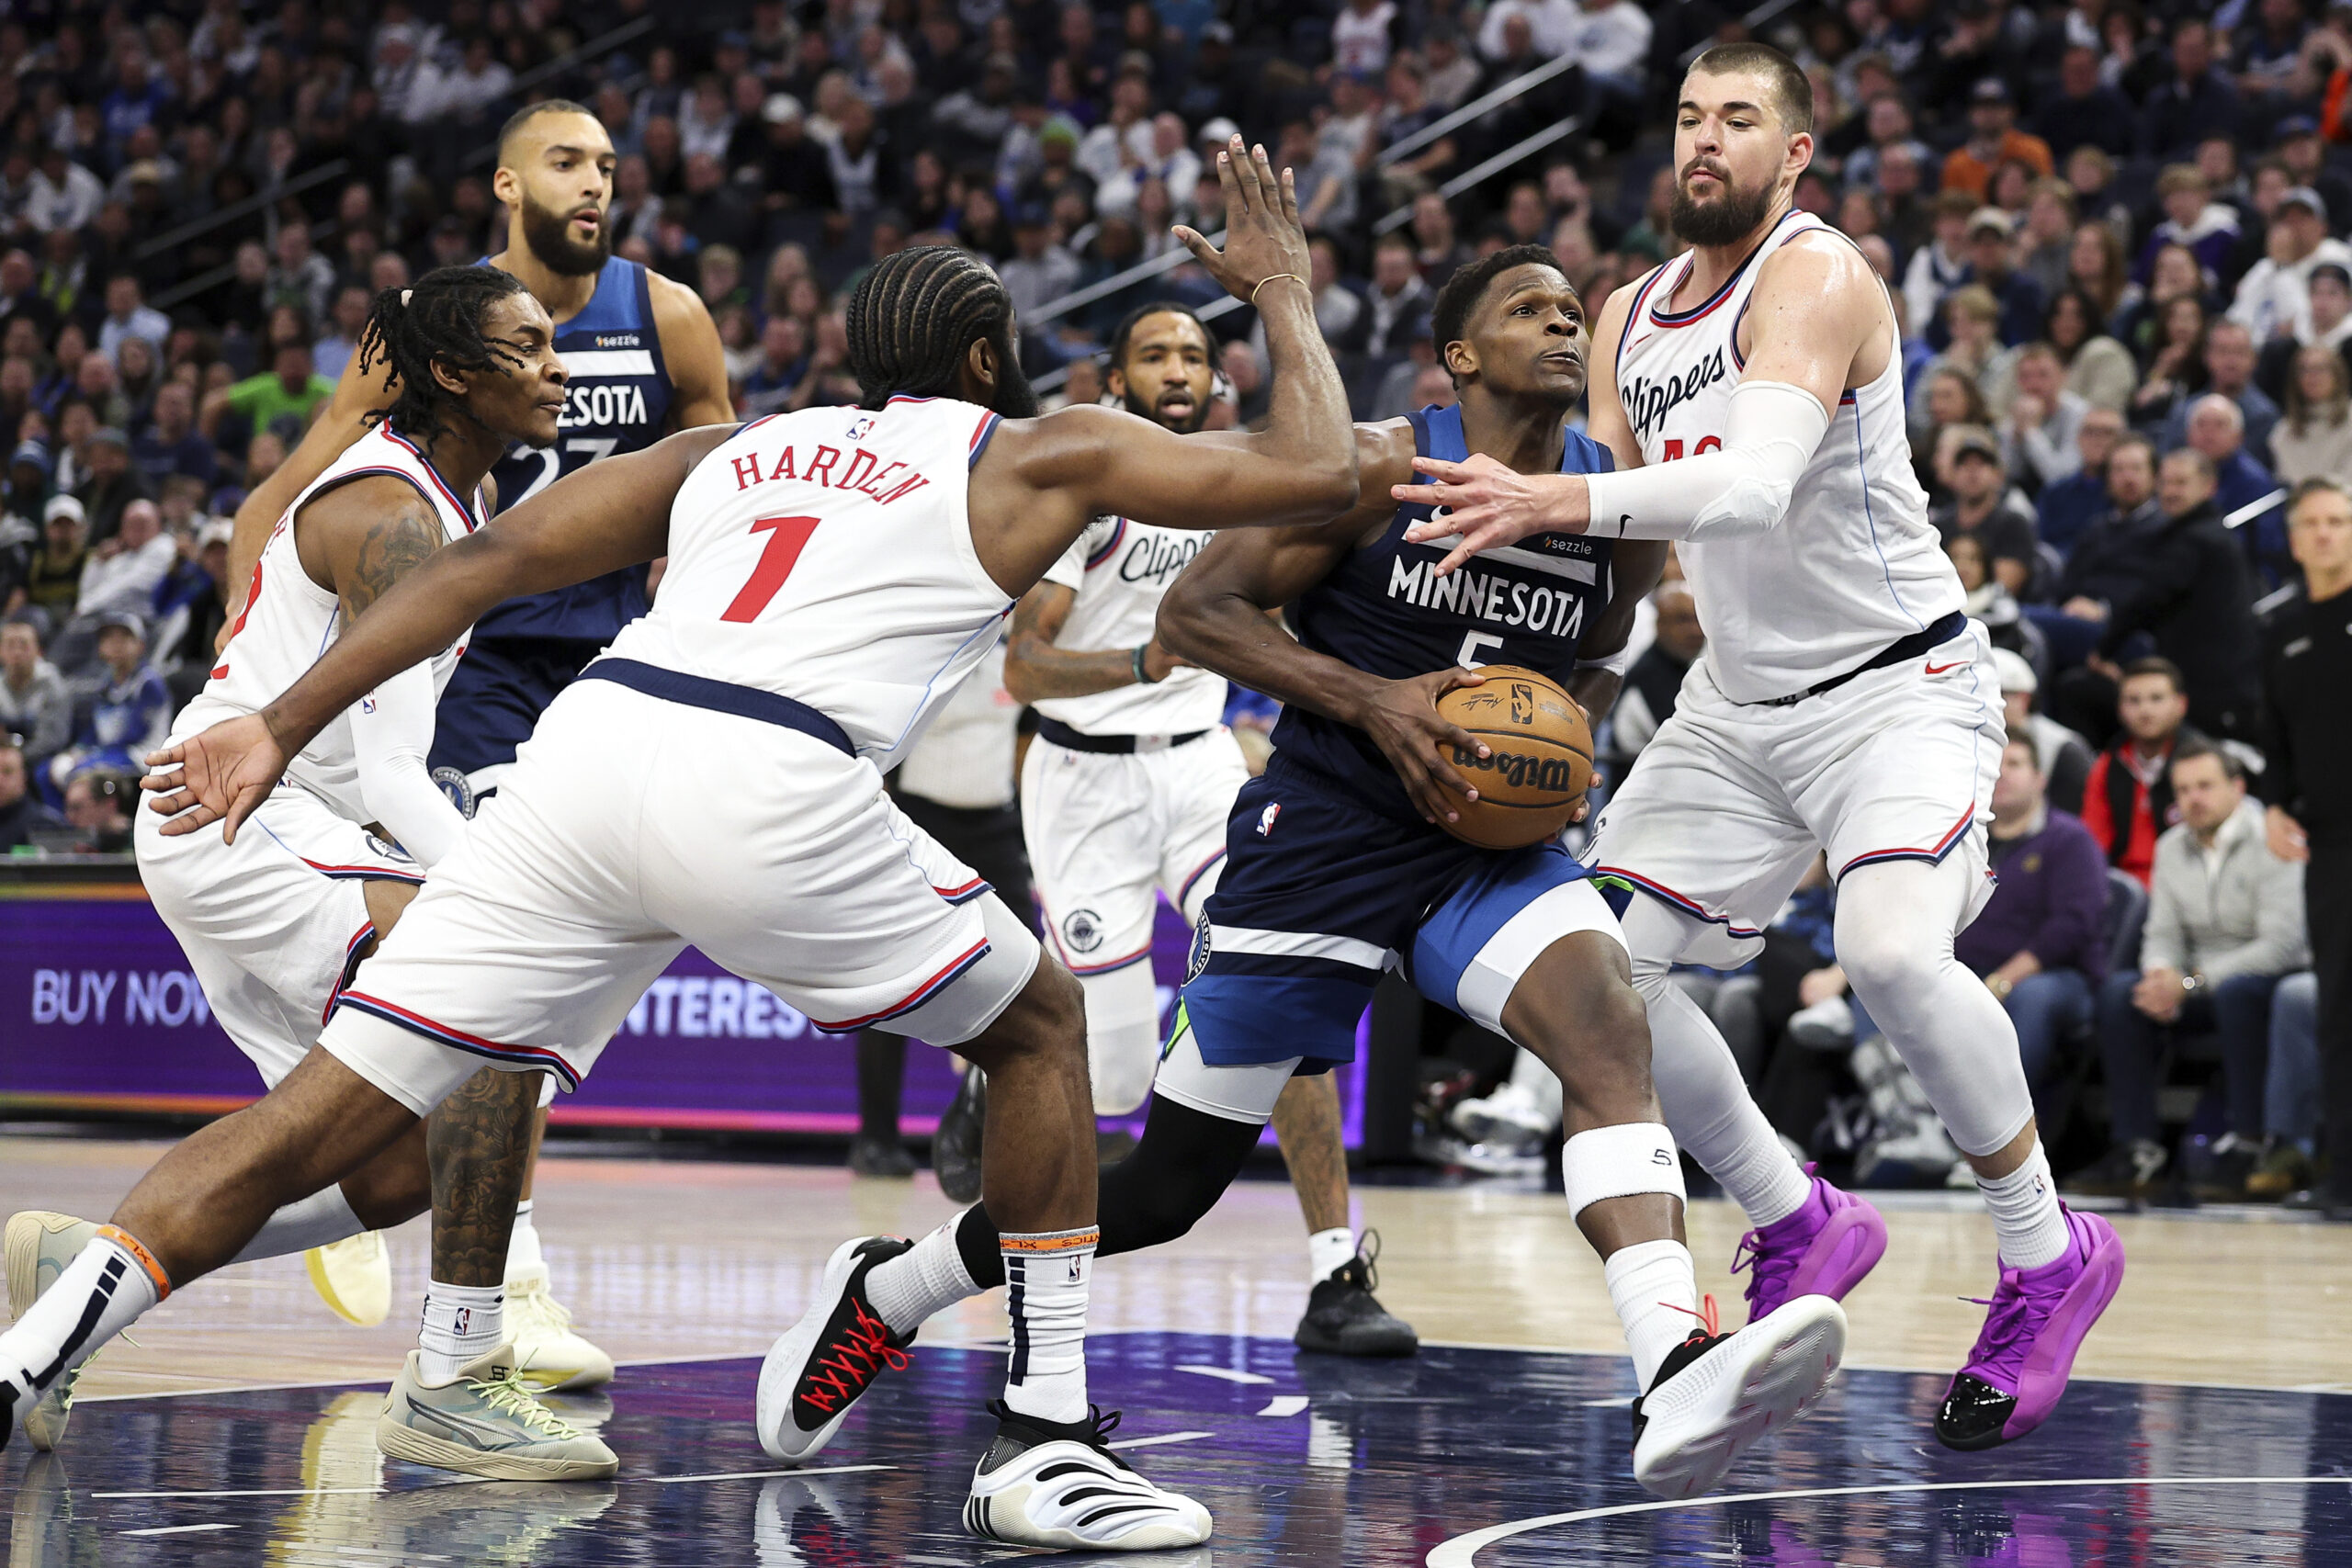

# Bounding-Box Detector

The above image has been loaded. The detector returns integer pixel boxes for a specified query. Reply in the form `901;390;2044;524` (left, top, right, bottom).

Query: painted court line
96;1486;385;1500
1106;1430;1215;1450
1258;1395;1309;1416
1173;1364;1273;1385
649;1463;894;1485
120;1523;238;1538
1426;1473;2352;1566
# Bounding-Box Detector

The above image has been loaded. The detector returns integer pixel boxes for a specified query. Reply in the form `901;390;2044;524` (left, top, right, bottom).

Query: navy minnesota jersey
1271;404;1616;823
477;255;673;641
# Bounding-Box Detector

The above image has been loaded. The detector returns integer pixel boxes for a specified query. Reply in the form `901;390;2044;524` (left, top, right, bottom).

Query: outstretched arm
970;140;1359;592
1394;234;1878;574
1002;575;1189;702
145;425;731;840
1159;422;1493;827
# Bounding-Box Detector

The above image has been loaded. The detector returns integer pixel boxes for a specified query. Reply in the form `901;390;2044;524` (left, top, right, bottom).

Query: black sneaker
2190;1137;2260;1203
1293;1233;1418;1358
755;1235;917;1461
933;1066;986;1203
2063;1140;2167;1199
847;1136;917;1179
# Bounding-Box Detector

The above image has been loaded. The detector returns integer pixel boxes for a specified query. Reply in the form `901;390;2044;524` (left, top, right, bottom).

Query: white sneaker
506;1262;614;1392
376;1342;618;1481
1785;996;1854;1052
1630;1294;1846;1500
1451;1080;1554;1149
5;1211;100;1451
305;1232;391;1326
965;1401;1213;1551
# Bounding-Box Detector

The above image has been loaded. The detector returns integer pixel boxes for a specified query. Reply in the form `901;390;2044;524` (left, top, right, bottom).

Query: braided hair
1429;243;1567;389
845;245;1017;410
358;265;534;446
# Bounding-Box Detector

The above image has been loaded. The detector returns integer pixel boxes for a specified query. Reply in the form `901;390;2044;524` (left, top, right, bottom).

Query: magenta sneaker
1732;1168;1889;1325
1935;1206;2125;1451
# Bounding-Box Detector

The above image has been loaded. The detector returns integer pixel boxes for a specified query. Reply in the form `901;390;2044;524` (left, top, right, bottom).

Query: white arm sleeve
351;658;467;872
1583;379;1832;542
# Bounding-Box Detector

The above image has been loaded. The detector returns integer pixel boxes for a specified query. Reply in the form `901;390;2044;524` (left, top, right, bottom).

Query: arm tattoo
426;1067;543;1287
1006;585;1138;699
337;496;445;629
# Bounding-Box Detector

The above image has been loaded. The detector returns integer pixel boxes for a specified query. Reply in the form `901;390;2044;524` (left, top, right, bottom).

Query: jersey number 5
721;515;820;622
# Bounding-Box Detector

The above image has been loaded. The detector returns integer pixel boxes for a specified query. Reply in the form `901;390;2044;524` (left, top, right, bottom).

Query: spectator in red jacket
2078;658;2201;886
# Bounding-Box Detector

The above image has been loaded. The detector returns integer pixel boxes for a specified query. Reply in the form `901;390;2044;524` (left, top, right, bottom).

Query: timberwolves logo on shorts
1185;909;1211;985
1061;908;1105;954
433;766;478;819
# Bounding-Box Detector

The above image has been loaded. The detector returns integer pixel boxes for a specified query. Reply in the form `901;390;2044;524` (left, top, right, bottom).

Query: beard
1669;166;1776;248
518;193;611;277
1122;383;1208;434
987;329;1042;419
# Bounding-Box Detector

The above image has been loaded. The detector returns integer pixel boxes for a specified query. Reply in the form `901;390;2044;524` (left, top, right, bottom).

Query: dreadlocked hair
358;265;533;446
845;244;1012;409
1430;244;1569;389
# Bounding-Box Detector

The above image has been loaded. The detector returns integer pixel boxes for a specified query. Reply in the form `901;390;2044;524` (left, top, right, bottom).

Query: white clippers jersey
605;395;1015;772
1613;209;1962;704
177;423;481;823
1034;515;1227;736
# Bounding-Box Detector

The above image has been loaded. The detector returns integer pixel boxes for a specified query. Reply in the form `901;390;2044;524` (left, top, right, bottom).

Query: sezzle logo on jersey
1622;344;1729;444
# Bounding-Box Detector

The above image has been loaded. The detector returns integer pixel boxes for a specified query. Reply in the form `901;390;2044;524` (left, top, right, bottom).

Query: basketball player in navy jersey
220;100;733;1386
784;247;1853;1501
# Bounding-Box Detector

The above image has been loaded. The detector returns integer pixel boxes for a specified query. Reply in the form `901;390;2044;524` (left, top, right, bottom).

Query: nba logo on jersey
846;415;876;441
1256;803;1281;837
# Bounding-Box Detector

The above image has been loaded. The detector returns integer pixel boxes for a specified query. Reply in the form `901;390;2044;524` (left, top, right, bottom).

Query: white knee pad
1151;1005;1296;1126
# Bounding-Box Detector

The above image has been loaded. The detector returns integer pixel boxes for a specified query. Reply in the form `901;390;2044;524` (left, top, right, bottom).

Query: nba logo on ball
1062;908;1104;953
1256;803;1281;837
1185;911;1211;985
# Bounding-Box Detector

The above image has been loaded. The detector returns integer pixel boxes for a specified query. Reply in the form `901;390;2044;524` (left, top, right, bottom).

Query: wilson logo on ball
1449;746;1584;793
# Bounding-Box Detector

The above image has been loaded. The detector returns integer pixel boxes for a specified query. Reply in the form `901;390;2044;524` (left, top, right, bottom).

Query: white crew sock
505;1200;543;1277
418;1282;504;1383
1706;1109;1814;1228
1978;1141;2070;1270
865;1217;982;1337
1306;1226;1356;1285
1001;1226;1097;1426
0;1232;164;1399
1605;1238;1703;1390
227;1186;366;1265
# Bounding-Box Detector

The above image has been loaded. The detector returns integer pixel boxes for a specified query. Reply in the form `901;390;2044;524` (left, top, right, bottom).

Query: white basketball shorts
315;676;1043;1116
136;778;423;1087
1588;617;2004;968
1020;727;1247;974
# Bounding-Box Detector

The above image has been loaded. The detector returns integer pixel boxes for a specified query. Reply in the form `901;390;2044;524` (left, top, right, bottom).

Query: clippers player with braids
1007;300;1417;1359
17;143;1352;1551
218;99;732;1381
780;245;1852;1503
1396;44;2126;1453
2;268;624;1479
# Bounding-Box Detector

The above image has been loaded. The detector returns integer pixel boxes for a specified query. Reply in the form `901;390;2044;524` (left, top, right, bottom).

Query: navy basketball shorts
1172;756;1624;1075
428;636;610;810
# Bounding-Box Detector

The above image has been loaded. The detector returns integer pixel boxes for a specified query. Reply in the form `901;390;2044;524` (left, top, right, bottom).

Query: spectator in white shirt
2229;186;2352;346
2002;341;2092;491
74;500;175;623
1560;0;1651;83
96;276;171;368
27;146;104;234
1076;75;1157;192
1478;0;1575;62
1331;0;1398;75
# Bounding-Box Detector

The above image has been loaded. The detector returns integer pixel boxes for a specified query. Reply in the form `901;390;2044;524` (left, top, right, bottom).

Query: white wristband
1575;644;1633;678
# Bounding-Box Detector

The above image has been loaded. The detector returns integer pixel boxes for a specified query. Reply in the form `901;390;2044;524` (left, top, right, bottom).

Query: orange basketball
1430;665;1594;850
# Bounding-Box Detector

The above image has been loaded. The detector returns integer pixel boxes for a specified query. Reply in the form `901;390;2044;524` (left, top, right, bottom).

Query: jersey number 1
721;515;820;622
